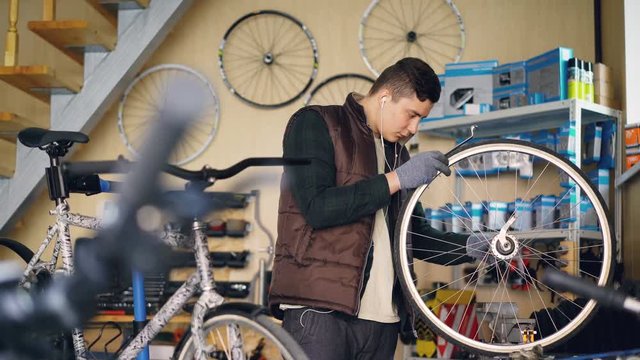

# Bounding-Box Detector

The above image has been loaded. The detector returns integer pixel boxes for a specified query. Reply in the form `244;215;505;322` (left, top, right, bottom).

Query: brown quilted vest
269;95;382;319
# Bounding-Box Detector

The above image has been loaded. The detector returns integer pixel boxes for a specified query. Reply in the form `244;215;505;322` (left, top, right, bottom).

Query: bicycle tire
173;304;308;360
303;73;375;106
359;0;465;76
219;10;319;108
393;139;614;356
0;237;35;263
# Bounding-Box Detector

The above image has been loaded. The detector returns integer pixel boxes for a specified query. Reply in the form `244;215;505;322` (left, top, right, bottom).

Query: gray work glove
395;151;451;190
466;232;497;262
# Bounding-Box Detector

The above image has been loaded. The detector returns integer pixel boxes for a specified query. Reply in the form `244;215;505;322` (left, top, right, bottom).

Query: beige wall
1;0;601;275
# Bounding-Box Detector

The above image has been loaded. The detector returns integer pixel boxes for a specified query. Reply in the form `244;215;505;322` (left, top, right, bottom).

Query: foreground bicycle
1;127;308;360
394;138;614;357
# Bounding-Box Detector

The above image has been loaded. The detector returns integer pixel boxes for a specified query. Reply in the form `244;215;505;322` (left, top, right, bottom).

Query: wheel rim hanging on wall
118;64;220;165
359;0;465;76
304;73;375;106
219;10;319;108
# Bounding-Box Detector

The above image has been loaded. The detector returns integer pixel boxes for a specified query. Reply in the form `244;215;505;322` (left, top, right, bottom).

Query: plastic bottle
584;61;594;103
567;58;580;99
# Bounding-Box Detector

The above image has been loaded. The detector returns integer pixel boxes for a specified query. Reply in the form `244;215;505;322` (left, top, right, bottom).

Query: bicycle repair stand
132;270;150;360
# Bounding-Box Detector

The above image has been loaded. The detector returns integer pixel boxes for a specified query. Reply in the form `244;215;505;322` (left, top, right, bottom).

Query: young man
269;58;489;359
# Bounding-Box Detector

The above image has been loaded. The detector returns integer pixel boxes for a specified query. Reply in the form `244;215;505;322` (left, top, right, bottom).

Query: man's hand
394;151;451;190
466;232;497;263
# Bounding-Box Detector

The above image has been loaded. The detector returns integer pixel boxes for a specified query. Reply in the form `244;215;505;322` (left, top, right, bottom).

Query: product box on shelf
626;124;640;148
627;147;640;169
558;189;577;229
444;60;498;116
532;130;557;152
493;84;528;110
533;195;556;229
580;197;598;230
583;123;603;164
513;200;533;231
588;168;610;206
493;61;526;89
463;103;491;115
526;47;574;102
599;121;617;169
556;121;577;156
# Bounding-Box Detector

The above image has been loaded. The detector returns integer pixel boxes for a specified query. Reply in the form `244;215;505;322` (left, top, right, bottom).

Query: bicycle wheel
174;307;308;360
359;0;465;76
219;10;319;108
303;73;375;106
118;64;220;165
394;139;614;356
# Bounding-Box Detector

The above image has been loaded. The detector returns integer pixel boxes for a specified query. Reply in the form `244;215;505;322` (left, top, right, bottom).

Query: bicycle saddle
18;127;89;148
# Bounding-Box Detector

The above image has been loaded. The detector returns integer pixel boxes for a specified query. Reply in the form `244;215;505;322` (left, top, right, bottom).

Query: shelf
90;313;191;324
459;229;602;241
419;99;622;138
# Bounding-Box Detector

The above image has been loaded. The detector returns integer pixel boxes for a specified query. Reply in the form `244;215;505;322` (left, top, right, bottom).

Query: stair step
0;112;43;136
28;20;116;65
0;138;16;177
85;0;150;27
0;65;81;103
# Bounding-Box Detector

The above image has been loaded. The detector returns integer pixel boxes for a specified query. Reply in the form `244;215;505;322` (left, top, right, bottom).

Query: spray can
579;59;587;100
567;58;580;99
583;61;594;102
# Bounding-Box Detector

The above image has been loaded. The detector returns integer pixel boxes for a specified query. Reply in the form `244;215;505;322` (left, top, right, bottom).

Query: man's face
379;93;434;143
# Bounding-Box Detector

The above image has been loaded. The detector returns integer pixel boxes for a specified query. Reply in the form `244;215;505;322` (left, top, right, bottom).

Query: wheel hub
406;31;417;43
491;234;520;260
263;52;274;65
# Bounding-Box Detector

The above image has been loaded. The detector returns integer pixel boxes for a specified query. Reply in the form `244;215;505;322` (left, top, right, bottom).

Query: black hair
368;57;441;103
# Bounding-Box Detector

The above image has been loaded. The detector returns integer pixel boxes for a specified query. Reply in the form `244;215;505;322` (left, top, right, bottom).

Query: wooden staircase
0;0;195;231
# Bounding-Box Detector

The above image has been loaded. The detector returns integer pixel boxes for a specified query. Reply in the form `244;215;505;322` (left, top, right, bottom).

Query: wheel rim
359;0;465;76
118;64;220;165
396;141;613;355
304;73;375;106
178;314;296;360
219;10;319;108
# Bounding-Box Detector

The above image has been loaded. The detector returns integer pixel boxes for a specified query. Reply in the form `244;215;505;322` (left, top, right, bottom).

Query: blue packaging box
526;47;574;102
444;60;498;116
493;84;528;110
493;61;527;89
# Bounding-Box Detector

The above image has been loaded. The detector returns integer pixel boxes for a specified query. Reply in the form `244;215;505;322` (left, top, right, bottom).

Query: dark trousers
282;308;399;360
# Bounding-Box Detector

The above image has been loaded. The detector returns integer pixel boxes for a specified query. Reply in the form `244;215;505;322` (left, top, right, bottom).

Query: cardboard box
627;153;640;169
625;124;640;148
594;80;613;98
526;47;574;102
493;61;526;89
595;95;620;109
493;84;528;110
444;60;498;116
593;62;611;82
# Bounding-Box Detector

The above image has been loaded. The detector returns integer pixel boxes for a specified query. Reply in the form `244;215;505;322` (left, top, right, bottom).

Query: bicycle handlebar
64;157;309;183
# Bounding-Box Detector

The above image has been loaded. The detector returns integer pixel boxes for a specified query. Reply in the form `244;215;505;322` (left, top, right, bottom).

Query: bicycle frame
117;220;225;360
19;201;210;360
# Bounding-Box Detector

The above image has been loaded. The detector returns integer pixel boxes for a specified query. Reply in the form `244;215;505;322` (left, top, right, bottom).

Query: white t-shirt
357;136;400;323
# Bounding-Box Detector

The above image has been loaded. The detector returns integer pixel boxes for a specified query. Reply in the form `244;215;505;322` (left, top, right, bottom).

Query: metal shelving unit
404;99;623;360
419;98;623;260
